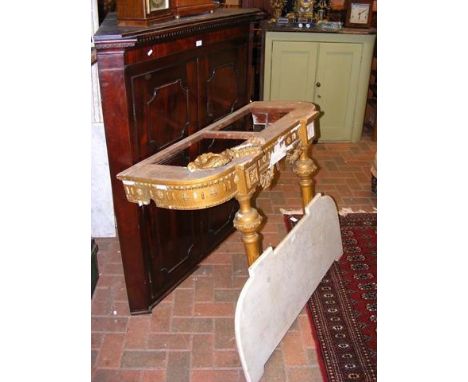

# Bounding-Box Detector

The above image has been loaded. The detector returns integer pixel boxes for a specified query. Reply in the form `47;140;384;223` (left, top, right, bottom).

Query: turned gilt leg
293;121;318;209
234;191;263;266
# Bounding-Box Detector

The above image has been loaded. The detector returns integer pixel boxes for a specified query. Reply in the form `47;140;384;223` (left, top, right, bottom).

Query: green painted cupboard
262;31;376;142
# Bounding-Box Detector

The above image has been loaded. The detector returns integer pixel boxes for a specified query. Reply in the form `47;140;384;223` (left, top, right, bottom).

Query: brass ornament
270;0;287;20
295;0;314;15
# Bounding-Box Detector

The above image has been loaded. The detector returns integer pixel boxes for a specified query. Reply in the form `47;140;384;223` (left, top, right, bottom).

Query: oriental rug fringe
284;213;377;382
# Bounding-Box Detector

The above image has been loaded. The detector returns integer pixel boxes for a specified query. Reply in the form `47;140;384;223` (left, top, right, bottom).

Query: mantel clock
116;0;216;26
344;0;373;28
116;0;173;26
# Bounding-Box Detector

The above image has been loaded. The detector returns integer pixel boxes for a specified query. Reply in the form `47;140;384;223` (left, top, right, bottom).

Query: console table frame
118;100;319;265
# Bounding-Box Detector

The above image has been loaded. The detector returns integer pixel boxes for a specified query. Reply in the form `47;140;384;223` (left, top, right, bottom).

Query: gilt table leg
234;190;263;266
293;121;318;209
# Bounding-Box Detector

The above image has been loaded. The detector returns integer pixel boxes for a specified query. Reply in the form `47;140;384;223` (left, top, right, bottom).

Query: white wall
91;0;116;237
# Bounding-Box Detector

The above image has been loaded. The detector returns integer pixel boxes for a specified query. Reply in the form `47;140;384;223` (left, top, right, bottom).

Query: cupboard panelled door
314;43;362;141
199;41;249;250
201;41;248;126
127;58;202;297
128;58;198;159
270;41;318;102
198;138;244;252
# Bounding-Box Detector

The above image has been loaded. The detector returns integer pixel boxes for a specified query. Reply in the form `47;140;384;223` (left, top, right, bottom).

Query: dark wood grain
171;0;216;19
97;48;153;313
242;0;272;17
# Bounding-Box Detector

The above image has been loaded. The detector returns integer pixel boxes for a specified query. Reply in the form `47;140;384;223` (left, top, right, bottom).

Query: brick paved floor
92;131;377;382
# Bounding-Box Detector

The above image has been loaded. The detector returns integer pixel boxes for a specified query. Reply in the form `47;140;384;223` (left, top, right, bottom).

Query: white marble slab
235;194;343;382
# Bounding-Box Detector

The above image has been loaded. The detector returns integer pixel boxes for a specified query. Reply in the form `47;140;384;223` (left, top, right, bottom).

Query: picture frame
344;0;373;28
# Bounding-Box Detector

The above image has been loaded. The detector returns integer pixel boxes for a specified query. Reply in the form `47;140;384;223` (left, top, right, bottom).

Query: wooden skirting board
235;194;343;382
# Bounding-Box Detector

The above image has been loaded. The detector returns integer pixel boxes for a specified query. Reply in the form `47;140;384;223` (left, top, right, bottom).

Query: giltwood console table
118;100;343;382
118;101;319;265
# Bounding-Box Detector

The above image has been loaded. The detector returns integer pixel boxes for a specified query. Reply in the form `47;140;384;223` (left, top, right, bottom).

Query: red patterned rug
284;213;377;382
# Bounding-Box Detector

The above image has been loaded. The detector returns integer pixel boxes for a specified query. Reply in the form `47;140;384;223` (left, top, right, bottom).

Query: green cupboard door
314;43;362;141
270;41;318;102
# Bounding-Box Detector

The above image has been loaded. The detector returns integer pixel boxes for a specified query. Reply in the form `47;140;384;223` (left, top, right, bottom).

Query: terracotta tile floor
92;130;377;382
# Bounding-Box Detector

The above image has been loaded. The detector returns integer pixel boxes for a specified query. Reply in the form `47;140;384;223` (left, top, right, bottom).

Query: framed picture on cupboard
344;0;373;28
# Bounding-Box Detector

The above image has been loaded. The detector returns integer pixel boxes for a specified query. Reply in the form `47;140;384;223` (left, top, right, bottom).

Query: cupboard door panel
314;43;362;141
128;59;198;160
270;41;318;102
197;137;244;251
127;58;202;299
202;41;249;126
140;131;203;298
146;205;203;294
196;43;250;253
206;63;239;122
204;202;238;248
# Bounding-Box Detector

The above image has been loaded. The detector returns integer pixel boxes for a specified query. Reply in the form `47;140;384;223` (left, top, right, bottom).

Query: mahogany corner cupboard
94;8;264;314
